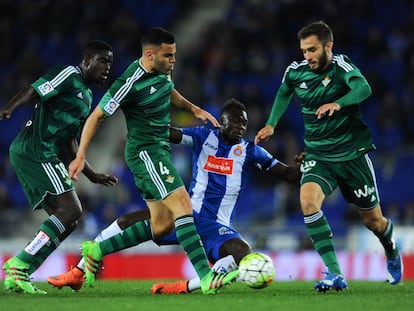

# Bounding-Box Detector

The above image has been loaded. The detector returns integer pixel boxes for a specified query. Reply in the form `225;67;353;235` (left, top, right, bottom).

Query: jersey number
55;163;69;178
159;162;170;175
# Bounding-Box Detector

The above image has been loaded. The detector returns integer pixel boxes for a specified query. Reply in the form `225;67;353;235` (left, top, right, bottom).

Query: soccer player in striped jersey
0;40;117;294
151;99;303;294
255;21;403;292
48;98;302;294
66;27;238;294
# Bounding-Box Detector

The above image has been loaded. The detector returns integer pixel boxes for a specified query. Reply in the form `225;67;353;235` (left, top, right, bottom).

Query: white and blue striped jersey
180;126;279;227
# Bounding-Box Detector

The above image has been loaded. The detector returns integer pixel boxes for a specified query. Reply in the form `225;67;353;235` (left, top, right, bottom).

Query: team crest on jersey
165;175;175;184
38;81;54;95
233;145;243;156
204;155;234;175
103;98;120;115
322;76;331;87
64;177;72;186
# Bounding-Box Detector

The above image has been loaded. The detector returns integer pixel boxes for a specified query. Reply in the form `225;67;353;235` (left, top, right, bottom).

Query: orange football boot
151;280;189;294
47;266;84;291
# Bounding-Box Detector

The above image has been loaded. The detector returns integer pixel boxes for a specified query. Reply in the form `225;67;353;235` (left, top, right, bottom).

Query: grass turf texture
1;280;413;311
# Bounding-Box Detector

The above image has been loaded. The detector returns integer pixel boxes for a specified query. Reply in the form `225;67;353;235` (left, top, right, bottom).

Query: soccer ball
238;252;275;289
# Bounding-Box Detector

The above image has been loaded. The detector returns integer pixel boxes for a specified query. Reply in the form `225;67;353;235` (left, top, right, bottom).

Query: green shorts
125;145;184;201
9;151;74;210
301;154;380;210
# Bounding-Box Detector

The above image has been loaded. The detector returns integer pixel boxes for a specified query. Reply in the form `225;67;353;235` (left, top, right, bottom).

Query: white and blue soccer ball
238;252;275;289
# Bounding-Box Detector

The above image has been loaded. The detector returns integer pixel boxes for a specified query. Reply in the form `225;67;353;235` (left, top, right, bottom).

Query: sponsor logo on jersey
77;92;83;99
25;231;50;255
299;82;308;89
103;98;120;115
233;145;243;156
218;226;235;235
204;155;233;175
353;184;376;199
150;86;157;94
322;76;331;87
38;81;54;95
204;142;218;150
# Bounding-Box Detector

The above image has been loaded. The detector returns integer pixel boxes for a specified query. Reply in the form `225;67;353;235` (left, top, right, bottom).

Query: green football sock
27;221;78;275
27;239;59;275
99;220;152;255
373;218;398;259
175;215;211;279
18;215;64;274
304;211;341;274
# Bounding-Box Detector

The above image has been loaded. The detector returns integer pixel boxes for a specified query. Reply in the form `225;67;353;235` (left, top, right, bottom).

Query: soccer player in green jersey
255;21;403;292
0;40;117;294
68;27;238;294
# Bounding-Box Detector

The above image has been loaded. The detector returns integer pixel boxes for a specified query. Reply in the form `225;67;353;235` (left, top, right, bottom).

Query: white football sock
187;255;238;292
212;255;237;273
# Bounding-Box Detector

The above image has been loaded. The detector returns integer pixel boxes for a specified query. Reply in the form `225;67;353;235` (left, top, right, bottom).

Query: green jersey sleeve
31;66;80;101
266;83;294;127
336;76;372;108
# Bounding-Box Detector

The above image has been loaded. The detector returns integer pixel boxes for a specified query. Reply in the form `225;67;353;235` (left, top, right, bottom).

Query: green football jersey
99;59;174;152
10;65;92;162
280;54;375;161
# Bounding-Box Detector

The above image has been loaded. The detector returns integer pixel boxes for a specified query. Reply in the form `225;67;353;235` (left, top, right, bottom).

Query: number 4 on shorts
159;161;170;175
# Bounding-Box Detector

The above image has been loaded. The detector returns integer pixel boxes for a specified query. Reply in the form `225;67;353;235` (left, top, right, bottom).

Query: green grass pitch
1;280;413;311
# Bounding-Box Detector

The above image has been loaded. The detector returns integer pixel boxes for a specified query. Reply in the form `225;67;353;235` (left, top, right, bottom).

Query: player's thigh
9;152;74;210
301;158;338;196
162;187;193;217
300;158;337;212
339;154;380;210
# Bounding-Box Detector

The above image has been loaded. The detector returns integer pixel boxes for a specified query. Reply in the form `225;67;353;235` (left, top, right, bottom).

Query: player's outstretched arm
254;125;274;144
0;86;38;120
268;153;304;182
64;139;118;186
69;106;106;181
170;89;220;127
255;84;293;144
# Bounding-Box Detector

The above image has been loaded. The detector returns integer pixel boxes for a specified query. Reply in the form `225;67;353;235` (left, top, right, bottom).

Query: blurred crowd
1;0;413;239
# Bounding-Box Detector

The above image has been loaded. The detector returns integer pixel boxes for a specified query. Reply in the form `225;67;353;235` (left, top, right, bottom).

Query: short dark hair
297;21;333;45
141;27;175;46
221;98;247;116
83;40;113;58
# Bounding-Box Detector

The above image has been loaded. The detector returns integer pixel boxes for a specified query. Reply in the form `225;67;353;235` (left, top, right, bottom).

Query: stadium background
0;0;413;281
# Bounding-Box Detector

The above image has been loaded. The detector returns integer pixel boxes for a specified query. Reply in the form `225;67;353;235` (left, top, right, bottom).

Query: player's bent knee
152;221;174;238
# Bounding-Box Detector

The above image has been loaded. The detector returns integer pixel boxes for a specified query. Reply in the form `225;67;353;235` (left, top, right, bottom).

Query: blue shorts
155;214;243;263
